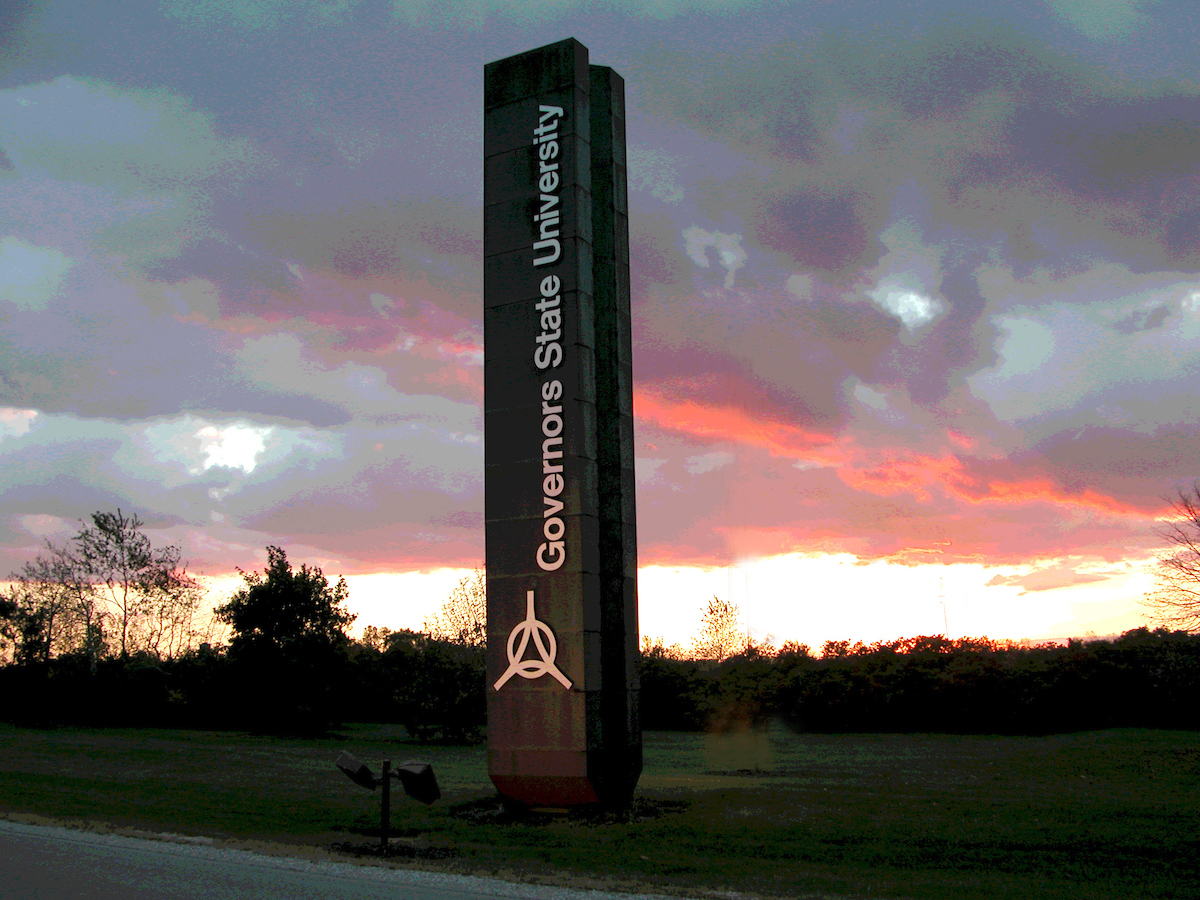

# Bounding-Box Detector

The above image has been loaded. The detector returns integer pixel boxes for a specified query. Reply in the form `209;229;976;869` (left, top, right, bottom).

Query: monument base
489;761;600;807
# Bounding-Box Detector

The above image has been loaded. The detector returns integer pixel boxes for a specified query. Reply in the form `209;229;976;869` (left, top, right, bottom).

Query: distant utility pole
939;577;949;637
729;564;750;647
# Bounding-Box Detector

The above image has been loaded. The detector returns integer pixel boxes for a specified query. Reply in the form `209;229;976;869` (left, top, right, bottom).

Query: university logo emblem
493;590;572;690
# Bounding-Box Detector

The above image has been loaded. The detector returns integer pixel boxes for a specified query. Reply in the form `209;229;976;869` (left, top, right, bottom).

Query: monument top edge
485;37;587;70
484;38;591;110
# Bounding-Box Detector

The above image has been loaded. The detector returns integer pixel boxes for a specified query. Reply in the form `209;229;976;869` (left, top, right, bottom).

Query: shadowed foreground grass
0;723;1197;899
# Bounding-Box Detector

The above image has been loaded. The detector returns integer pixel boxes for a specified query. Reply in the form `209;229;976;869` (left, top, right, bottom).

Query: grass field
0;722;1197;899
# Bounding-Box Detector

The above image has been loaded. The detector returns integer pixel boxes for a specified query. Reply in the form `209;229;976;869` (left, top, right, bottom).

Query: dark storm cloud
878;254;998;404
430;509;481;529
1112;302;1174;334
1030;424;1200;503
0;0;38;79
639;18;1200;284
630;210;696;294
635;267;878;437
796;282;899;374
244;192;480;282
753;185;888;279
145;236;295;308
219;421;483;566
999;94;1200;269
0;265;351;425
620;12;1200;535
1007;95;1200;203
0;441;128;517
837;19;1089;120
638;41;830;163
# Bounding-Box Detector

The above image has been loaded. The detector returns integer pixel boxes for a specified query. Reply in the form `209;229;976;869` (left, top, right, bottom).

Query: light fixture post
380;758;391;853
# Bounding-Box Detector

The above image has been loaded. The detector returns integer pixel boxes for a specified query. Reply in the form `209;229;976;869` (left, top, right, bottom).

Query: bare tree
360;625;394;651
693;595;745;661
1146;486;1200;631
424;566;486;647
139;565;207;660
74;509;203;660
4;541;106;667
641;634;687;659
3;510;205;665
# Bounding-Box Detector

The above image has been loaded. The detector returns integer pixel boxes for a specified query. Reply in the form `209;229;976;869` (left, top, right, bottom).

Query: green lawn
0;723;1196;899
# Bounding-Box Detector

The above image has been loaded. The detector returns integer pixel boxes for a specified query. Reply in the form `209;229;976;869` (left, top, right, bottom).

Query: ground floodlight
392;760;441;804
335;751;378;790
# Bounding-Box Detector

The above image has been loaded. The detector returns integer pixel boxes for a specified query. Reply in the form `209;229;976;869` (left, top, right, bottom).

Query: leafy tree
215;546;355;654
693;595;745;661
359;625;394;652
423;565;485;648
1146;485;1200;631
709;641;778;732
388;632;486;742
214;546;356;733
821;639;852;659
638;649;715;731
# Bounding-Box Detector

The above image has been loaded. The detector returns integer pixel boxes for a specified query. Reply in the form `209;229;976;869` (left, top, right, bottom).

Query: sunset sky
2;0;1197;650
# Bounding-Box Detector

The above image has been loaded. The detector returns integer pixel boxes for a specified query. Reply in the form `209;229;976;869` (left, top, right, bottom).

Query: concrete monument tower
483;38;640;807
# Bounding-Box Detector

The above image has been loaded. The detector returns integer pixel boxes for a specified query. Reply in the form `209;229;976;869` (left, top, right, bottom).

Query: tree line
0;519;486;739
2;508;1199;738
640;628;1200;734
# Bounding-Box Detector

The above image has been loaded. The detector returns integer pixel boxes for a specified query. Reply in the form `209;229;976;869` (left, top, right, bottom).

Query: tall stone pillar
483;38;640;808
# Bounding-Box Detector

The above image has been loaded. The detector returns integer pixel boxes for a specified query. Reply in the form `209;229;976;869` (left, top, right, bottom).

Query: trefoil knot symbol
493;590;572;691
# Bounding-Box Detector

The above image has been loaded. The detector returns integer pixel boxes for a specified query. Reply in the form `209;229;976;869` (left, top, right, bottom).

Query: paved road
0;820;680;900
